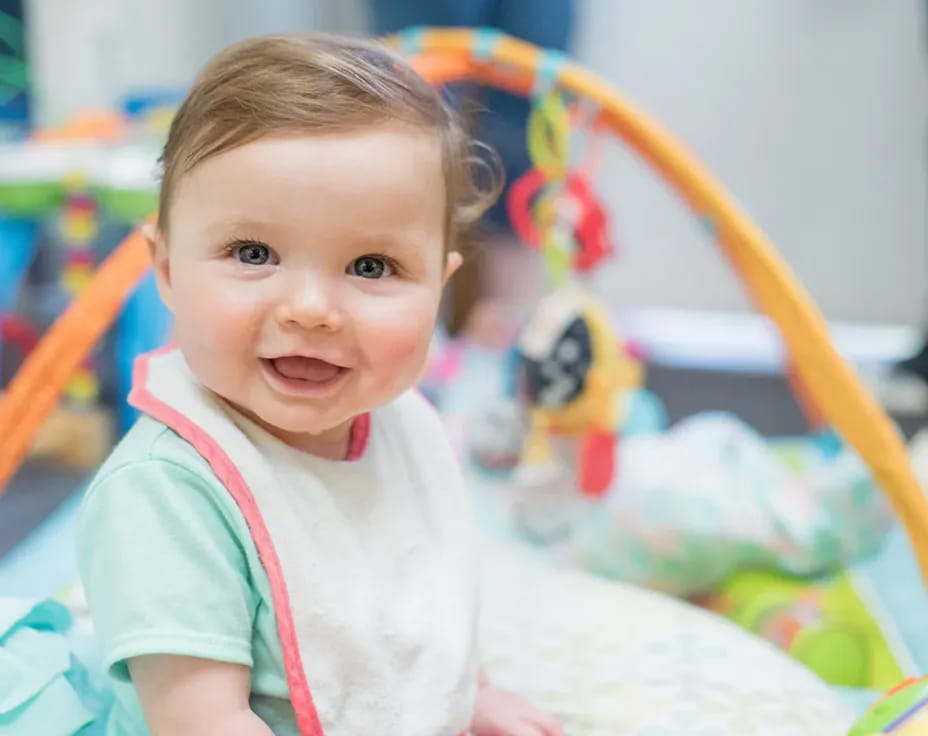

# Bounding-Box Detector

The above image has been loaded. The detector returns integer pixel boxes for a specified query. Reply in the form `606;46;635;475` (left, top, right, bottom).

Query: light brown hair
157;32;500;252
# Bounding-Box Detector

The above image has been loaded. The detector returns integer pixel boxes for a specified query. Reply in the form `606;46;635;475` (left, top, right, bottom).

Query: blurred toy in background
36;171;115;470
464;85;643;538
467;312;658;539
570;417;892;591
513;285;642;497
465;308;898;687
455;71;901;693
0;95;176;474
507;93;612;281
476;372;894;592
494;287;644;540
696;566;907;691
848;676;928;735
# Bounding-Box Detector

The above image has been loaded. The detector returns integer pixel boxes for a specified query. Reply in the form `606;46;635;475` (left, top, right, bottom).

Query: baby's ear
443;250;463;285
141;222;174;312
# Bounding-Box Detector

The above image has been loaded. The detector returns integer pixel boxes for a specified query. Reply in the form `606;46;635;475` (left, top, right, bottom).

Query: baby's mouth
265;356;346;384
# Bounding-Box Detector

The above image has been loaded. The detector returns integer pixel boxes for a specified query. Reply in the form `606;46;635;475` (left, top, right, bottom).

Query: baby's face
153;124;456;445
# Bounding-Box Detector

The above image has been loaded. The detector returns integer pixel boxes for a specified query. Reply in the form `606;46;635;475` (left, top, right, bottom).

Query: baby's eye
348;255;394;279
235;242;276;266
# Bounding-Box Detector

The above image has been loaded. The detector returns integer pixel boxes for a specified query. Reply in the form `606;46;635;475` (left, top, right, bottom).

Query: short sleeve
77;459;257;681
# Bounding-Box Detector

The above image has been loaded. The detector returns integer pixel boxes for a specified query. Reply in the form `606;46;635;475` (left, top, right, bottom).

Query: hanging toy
514;285;642;498
502;82;635;500
507;92;613;280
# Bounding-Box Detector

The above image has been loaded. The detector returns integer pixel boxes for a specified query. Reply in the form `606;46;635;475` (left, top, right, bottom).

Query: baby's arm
77;457;263;735
130;655;273;736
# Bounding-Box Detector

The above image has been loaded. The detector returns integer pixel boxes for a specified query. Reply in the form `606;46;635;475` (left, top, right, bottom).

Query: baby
77;33;562;736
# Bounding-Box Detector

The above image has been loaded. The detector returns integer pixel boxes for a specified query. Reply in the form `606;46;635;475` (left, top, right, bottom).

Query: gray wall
577;0;928;323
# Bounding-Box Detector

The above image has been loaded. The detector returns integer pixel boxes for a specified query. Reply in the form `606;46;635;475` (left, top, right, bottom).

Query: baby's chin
245;377;412;440
255;407;353;439
216;392;346;440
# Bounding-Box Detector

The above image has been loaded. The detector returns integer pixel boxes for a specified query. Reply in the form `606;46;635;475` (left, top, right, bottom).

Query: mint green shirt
77;415;297;735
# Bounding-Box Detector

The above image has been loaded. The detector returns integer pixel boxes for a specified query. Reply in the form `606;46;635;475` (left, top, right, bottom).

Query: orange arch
2;28;926;587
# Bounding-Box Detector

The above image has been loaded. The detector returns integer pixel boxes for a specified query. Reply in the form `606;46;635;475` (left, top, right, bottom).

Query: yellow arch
1;28;926;586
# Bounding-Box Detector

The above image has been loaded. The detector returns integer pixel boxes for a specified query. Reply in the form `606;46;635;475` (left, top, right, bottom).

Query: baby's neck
281;422;353;460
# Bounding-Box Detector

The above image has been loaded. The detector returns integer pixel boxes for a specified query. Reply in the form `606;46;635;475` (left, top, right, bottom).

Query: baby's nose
276;277;344;331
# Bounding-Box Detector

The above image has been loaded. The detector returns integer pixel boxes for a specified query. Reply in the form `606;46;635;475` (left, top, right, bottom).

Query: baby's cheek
178;299;237;351
364;308;434;384
376;321;430;367
173;289;259;377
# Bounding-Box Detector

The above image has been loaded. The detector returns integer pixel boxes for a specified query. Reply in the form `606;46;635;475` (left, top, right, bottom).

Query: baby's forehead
190;125;441;176
174;127;441;193
169;133;447;243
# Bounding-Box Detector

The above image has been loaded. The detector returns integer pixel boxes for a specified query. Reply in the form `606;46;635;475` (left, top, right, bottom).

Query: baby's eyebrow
350;232;426;254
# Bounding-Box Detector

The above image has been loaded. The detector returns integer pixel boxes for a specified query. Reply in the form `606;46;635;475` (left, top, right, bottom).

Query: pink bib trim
128;347;326;736
345;412;370;461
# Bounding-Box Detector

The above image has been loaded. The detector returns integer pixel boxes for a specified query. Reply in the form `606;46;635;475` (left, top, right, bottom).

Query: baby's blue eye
236;243;273;265
349;256;393;279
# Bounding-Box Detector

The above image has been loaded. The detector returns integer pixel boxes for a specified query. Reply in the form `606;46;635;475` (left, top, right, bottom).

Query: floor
647;365;927;438
0;462;87;558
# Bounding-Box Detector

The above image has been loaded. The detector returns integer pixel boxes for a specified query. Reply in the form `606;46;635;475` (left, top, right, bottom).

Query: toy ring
507;169;611;273
527;91;571;180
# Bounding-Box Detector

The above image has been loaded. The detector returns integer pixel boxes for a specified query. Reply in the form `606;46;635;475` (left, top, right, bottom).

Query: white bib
129;348;478;736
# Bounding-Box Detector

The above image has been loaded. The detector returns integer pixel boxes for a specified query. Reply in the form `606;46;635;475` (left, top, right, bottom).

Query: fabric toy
512;284;642;498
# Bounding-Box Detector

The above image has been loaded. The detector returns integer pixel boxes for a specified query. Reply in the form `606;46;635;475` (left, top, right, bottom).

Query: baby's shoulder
92;414;216;483
82;414;231;517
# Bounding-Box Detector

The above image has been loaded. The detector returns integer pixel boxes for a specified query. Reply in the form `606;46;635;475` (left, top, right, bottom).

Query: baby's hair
157;32;502;252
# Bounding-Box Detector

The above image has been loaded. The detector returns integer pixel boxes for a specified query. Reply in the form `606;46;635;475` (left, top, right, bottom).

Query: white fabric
144;350;478;736
478;540;856;735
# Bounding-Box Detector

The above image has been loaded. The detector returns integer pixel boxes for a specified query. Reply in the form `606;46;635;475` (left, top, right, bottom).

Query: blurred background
2;0;927;558
17;0;928;322
3;2;928;718
0;2;925;538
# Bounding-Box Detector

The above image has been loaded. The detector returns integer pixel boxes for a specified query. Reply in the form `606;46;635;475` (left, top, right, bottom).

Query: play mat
0;514;857;736
479;540;855;735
